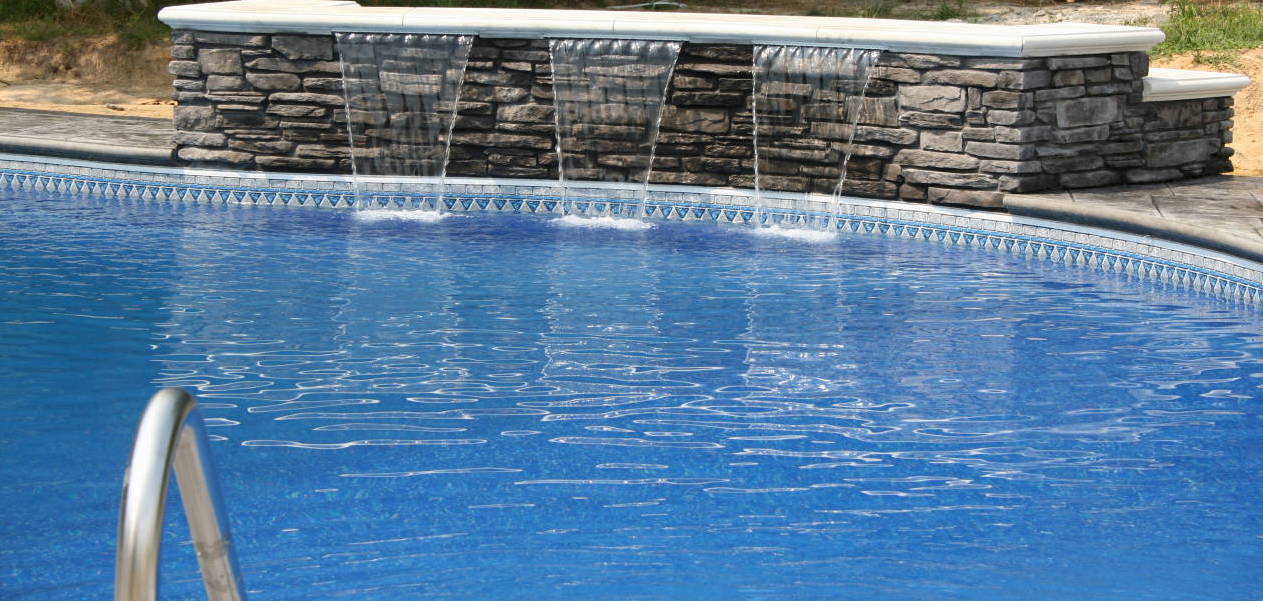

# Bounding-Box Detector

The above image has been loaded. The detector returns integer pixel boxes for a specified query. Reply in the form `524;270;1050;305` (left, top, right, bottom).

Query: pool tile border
3;152;1261;306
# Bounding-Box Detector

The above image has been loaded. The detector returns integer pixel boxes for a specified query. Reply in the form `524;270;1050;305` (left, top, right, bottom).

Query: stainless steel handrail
115;387;246;601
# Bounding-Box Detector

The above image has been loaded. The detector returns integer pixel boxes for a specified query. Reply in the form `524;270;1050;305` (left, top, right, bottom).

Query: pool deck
3;106;1262;262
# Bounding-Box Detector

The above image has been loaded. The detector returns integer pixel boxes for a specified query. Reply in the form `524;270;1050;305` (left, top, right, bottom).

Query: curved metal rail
115;387;246;601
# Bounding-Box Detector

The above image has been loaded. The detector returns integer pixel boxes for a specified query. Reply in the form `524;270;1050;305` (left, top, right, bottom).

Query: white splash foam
552;215;652;231
749;226;839;243
353;209;447;223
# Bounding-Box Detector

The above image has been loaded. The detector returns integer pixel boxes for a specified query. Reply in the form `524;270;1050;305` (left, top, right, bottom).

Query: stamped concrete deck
1;107;1261;263
0;107;174;166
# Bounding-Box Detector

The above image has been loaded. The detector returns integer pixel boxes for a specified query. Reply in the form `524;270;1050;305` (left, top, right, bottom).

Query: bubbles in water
748;226;838;244
353;209;448;223
552;215;653;231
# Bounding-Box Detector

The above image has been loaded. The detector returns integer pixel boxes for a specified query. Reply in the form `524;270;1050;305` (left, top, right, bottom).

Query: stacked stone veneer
169;30;1235;209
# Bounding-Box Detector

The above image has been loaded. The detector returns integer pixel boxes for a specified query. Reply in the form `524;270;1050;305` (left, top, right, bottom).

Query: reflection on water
1;196;1261;601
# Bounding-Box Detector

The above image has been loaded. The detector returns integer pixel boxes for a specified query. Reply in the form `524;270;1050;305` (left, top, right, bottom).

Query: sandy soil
0;1;1257;174
0;36;175;119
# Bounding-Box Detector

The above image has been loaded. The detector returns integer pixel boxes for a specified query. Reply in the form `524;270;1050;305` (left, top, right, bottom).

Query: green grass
1152;0;1263;57
806;0;973;21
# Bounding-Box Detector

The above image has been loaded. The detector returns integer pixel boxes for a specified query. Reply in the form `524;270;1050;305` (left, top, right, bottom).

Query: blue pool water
1;192;1261;601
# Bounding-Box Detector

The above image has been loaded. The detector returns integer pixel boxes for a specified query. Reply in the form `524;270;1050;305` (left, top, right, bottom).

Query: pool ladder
115;388;247;601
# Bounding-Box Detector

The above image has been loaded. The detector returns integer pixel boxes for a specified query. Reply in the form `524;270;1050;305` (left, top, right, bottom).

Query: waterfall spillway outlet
549;38;682;218
751;45;880;228
334;35;878;228
336;32;474;211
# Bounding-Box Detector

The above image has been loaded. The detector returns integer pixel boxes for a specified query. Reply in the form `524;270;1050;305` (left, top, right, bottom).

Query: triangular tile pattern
2;162;1261;306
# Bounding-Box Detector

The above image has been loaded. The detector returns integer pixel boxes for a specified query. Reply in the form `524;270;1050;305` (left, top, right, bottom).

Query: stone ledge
160;0;1165;58
1143;67;1251;102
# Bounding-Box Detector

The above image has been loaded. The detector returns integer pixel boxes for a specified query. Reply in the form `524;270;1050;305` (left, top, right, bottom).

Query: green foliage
920;0;973;21
0;0;203;46
1152;0;1263;56
806;0;971;21
0;0;57;22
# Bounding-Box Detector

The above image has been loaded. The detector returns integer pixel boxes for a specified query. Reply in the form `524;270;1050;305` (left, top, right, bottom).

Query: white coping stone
159;0;1165;57
1143;67;1251;102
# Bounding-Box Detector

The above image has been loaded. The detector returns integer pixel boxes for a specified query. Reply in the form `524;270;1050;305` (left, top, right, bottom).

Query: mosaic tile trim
3;154;1261;307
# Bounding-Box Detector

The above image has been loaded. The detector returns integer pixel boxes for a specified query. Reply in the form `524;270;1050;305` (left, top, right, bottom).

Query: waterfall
549;38;681;219
335;33;473;212
752;45;879;229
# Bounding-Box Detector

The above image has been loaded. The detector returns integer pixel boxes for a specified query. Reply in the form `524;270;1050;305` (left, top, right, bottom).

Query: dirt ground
0;1;1257;173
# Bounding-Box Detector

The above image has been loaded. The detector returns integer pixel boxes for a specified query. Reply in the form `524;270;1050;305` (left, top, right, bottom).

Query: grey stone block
497;104;555;123
1046;56;1111;70
900;112;964;129
198;48;243;75
902;169;995;189
245;57;341;74
979;160;1042;174
269;92;345;105
1052;70;1085;86
174;106;218;131
897;54;962;69
986;110;1036;126
858;97;900;127
1034;86;1084;103
1146;138;1217;168
921;131;962;152
168;61;201;78
206;75;249;92
875;67;921;83
1125;167;1183;184
1148;101;1203;130
256;156;336;170
998;174;1057;192
303;77;344;92
927;187;1004;208
1059;170;1122;188
454;132;553;150
965;142;1035;160
245;72;301;91
177;147;253;166
1085;67;1114;83
272;35;334;60
1087;82;1133;95
1055;96;1119;128
994;125;1050;143
1051;125;1110;144
895;149;979;170
962;58;1045;70
898;85;965;113
661;107;729;134
173;132;226;147
923;69;999;88
266;104;329;118
228;139;294;154
1042;154;1105;173
981;90;1029;109
673;92;745;107
996;70;1051;90
962;127;996;141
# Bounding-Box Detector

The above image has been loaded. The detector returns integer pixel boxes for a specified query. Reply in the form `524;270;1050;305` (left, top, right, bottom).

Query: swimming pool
2;190;1261;601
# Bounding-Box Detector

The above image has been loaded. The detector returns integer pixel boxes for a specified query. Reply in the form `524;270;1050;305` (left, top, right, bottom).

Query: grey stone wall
169;30;1235;209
